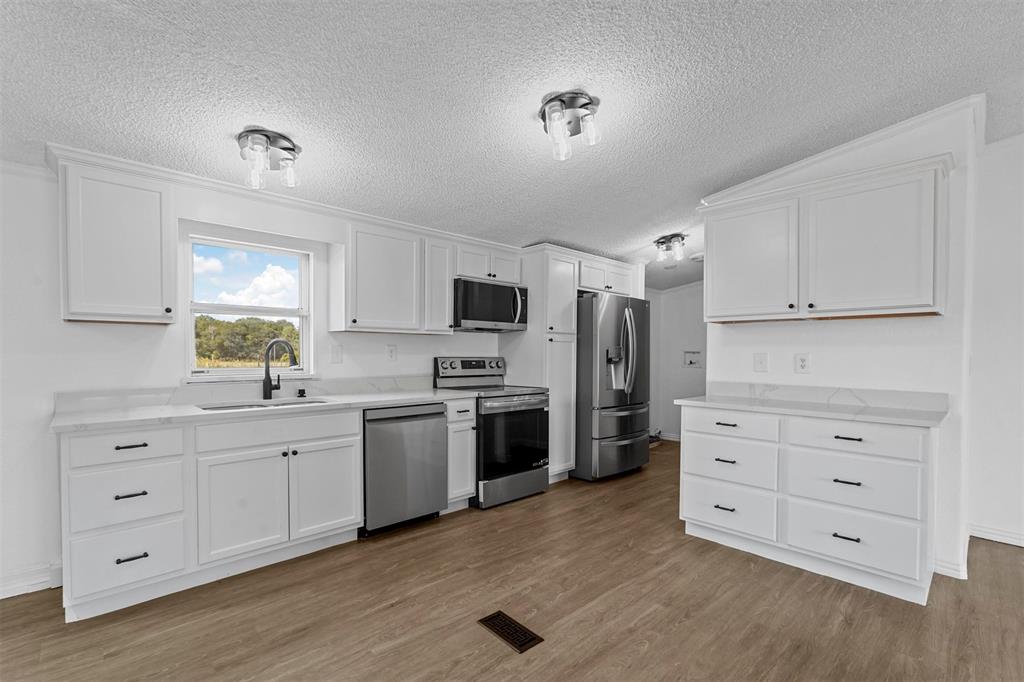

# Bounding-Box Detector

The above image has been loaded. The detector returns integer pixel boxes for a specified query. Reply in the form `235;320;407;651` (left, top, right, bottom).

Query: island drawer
785;499;920;579
195;411;360;452
446;399;476;423
683;477;777;541
69;517;185;599
69;460;184;533
68;428;183;468
683;433;778;490
783;447;922;519
785;417;925;461
684;408;779;442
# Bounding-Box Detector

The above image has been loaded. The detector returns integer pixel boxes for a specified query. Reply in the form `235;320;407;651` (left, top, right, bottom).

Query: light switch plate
794;352;811;374
753;352;769;373
329;340;344;364
385;344;398;362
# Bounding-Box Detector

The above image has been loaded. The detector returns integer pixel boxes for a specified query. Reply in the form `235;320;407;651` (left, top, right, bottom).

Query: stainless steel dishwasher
362;403;447;533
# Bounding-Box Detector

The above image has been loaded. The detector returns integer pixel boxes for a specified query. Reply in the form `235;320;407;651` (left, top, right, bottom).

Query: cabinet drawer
446;399;476;423
785;500;920;579
68;460;184;532
682;477;777;541
784;448;922;519
69;518;185;599
68;428;183;468
786;417;925;461
684;433;777;490
196;411;360;452
684;408;779;442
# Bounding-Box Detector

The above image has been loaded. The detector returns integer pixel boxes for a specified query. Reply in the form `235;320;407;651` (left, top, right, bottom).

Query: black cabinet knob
548;326;554;330
448;324;454;328
788;303;795;309
548;338;553;342
281;451;288;457
291;449;298;456
808;303;815;309
164;307;172;313
351;318;357;323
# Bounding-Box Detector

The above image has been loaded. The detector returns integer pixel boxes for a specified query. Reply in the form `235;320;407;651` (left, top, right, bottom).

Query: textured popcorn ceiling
2;1;1022;289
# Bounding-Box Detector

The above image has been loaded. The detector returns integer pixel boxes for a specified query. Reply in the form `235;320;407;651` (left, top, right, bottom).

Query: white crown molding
521;242;639;268
0;159;58;181
698;152;955;212
700;94;985;207
656;279;705;295
42;143;520;252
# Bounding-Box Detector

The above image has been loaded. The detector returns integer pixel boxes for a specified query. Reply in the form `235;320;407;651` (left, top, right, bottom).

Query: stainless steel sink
198;399;330;411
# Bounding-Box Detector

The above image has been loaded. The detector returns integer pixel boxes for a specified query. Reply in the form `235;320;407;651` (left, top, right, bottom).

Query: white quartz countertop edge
51;389;473;433
673;396;948;428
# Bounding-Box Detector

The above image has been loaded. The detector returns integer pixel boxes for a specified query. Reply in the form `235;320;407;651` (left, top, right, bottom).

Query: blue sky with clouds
192;243;299;308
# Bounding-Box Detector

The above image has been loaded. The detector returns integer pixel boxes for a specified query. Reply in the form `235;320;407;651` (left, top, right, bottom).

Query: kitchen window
189;236;311;379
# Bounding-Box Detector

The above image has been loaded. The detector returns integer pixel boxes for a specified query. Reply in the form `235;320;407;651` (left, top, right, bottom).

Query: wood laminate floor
2;443;1022;681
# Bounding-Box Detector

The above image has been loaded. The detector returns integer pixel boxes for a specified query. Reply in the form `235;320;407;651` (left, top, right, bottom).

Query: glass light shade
671;239;686;260
246;134;270;172
279;158;298;188
552;137;572;161
245;167;265;190
544;101;568;141
656;247;668;262
580;112;601;146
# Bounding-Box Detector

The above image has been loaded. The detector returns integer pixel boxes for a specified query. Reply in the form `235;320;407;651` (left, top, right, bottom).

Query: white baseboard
657;433;680;442
934;558;968;580
0;563;58;599
970;523;1024;548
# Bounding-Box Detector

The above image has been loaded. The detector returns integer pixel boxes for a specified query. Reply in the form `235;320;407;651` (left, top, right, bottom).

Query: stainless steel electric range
434;356;549;508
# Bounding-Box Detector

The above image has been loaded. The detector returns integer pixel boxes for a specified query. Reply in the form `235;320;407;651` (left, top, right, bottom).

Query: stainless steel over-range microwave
452;278;527;332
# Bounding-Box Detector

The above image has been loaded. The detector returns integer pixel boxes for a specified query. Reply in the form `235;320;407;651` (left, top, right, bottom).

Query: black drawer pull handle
114;490;149;500
834;435;863;442
832;532;861;543
457;409;470;414
713;504;736;512
115;552;149;565
114;442;148;451
715;422;737;428
833;478;862;487
714;457;737;464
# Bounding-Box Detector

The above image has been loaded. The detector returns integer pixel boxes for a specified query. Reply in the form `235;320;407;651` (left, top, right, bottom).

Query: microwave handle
512;288;523;324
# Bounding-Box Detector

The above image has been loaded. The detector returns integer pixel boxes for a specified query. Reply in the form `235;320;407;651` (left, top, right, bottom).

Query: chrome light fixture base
538;90;600;137
235;128;301;170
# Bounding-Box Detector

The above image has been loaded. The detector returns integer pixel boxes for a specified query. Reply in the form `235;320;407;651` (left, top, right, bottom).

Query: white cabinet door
424;238;455;333
546;254;578;334
802;170;936;314
456;244;491;280
578;260;607;291
546;336;576;475
447;422;476;502
348;225;422;330
605;265;633;295
490;249;522;284
704;199;799;319
197;448;289;564
288;438;362;539
62;164;176;323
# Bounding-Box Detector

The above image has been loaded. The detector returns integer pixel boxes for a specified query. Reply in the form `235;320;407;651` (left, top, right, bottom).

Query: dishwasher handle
364;403;446;421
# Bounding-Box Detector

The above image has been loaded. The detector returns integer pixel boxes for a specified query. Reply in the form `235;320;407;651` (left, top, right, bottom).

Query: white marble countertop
51;388;472;433
673;394;947;428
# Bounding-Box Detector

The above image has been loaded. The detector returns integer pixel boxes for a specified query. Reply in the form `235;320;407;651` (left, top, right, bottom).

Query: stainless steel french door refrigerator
571;292;651;480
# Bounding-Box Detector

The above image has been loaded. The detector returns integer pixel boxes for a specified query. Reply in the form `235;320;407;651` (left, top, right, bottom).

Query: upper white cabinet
456;244;521;284
345;224;423;331
424;237;455;332
545;254;578;334
59;163;176;323
579;258;633;296
704;199;799;319
700;156;950;322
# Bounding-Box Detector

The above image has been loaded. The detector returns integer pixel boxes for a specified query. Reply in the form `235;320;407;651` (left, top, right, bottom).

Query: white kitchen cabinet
703;199;799;319
197;447;290;564
546;335;576;474
578;258;633;296
60;163;176;323
456;244;521;284
545;254;578;334
446;422;477;502
345;224;423;331
801;170;937;314
424;237;455;333
289;438;362;539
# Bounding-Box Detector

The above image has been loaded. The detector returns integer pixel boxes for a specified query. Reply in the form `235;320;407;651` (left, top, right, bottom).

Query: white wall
967;133;1024;547
704;99;981;577
647;282;707;439
0;164;497;596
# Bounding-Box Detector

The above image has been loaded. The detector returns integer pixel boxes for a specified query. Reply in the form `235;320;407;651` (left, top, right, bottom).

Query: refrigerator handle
625;308;637;394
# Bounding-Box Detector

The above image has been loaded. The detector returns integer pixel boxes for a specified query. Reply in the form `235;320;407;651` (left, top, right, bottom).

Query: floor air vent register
478;611;544;653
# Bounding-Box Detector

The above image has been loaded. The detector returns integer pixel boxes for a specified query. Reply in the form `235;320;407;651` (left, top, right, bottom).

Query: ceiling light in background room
538;90;600;160
654;233;687;262
236;128;302;190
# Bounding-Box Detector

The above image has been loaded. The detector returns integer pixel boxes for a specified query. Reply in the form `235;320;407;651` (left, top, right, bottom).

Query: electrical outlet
753;352;769;373
385;344;398;362
794;352;811;374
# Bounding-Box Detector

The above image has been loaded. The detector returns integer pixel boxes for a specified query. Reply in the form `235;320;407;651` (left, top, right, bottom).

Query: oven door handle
599;432;649;447
479;398;549;414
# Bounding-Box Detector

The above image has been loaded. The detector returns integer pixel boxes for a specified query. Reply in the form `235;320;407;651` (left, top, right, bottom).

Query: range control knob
495;360;503;368
488;360;496;368
439;361;448;370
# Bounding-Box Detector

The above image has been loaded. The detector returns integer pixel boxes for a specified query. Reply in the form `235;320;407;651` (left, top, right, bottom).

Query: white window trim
186;233;313;382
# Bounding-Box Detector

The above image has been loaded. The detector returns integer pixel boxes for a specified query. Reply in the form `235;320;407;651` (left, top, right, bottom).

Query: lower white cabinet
446;422;476;502
289;439;362;539
546;335;576;474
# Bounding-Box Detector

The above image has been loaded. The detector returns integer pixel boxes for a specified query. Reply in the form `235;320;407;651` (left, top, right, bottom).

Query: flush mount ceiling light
538;90;601;161
235;128;302;190
654;233;686;262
